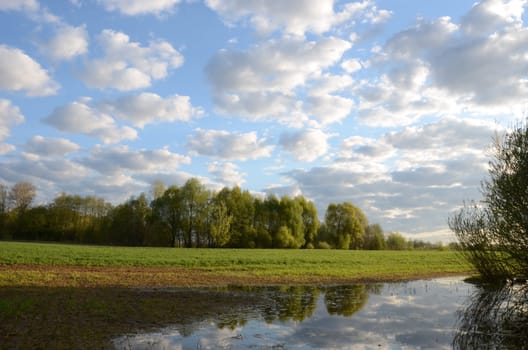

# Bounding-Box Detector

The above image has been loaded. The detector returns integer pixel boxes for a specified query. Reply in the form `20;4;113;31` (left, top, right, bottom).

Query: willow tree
324;202;367;249
449;121;528;282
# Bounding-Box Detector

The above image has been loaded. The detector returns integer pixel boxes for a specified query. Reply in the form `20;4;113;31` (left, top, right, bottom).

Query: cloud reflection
114;278;474;349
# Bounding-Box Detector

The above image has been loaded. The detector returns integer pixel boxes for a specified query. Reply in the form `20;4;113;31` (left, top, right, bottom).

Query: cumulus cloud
43;99;138;144
341;59;362;73
356;0;528;126
100;92;203;128
24;136;80;157
206;36;351;125
0;45;59;96
208;161;246;187
80;145;191;175
42;24;88;60
309;74;354;95
279;129;331;162
0;99;24;154
205;0;391;36
0;0;59;22
337;135;395;162
0;0;39;11
97;0;182;16
284;117;499;235
187;129;274;161
461;0;526;35
81;29;183;91
305;94;355;125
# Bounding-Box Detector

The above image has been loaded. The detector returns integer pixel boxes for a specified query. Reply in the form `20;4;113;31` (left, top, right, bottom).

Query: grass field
0;241;474;348
0;241;473;287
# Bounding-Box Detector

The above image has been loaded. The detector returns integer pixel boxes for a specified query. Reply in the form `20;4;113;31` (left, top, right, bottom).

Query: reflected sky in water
114;277;474;349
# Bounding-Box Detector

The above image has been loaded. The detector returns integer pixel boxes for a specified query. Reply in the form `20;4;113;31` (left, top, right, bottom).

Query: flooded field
3;276;526;349
114;277;474;349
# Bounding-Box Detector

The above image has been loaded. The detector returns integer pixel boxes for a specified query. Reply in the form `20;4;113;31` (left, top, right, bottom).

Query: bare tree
9;182;36;213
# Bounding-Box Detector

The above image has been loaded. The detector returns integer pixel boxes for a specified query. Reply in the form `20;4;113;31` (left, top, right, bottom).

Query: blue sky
1;0;526;242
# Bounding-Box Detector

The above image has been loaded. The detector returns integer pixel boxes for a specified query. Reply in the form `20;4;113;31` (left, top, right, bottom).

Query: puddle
113;277;474;349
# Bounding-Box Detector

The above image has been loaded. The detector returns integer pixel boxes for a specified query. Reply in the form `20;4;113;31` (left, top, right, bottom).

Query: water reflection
114;278;474;349
453;282;528;349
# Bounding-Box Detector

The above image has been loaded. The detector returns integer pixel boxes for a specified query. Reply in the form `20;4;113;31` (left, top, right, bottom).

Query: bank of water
114;277;474;349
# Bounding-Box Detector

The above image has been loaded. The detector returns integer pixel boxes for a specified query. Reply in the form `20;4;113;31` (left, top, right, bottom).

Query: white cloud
81;29;183;91
97;0;182;16
0;99;24;141
279;129;331;162
0;0;38;11
0;45;59;96
24;136;80;157
206;36;351;125
205;0;390;36
100;92;203;128
0;0;59;22
80;145;191;175
356;0;528;126
309;73;354;95
428;26;528;105
3;156;91;186
208;161;246;187
208;37;351;94
44;99;138;144
337;135;395;162
284;117;499;234
187;129;274;161
305;94;355;125
0;99;24;154
42;24;88;61
341;59;362;73
461;0;526;35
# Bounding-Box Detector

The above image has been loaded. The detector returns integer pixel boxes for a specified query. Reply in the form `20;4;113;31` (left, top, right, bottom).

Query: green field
0;241;474;348
0;241;473;286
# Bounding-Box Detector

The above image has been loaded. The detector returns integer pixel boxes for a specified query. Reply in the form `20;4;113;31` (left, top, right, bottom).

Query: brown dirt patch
0;264;470;288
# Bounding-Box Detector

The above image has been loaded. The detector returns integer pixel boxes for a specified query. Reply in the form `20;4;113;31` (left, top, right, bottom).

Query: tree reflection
324;285;370;317
260;286;320;323
220;284;377;324
454;282;528;349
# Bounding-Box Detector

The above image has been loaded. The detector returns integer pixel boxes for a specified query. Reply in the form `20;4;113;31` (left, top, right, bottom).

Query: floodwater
113;277;479;349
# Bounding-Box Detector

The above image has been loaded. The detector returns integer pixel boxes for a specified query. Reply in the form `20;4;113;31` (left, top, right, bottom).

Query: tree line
0;178;446;249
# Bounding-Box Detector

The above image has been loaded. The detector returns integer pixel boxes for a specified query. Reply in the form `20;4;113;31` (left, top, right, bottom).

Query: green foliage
450;121;528;282
324;202;367;249
209;201;232;247
386;232;407;250
0;178;379;250
364;224;386;250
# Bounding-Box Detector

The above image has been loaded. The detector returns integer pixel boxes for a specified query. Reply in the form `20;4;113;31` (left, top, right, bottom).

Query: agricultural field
0;241;473;287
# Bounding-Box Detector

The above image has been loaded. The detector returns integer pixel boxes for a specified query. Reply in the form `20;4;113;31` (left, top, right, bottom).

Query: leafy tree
208;200;232;247
0;183;8;238
386;232;407;250
277;196;305;248
296;196;320;248
364;224;386;250
151;185;185;247
218;187;256;247
180;178;209;247
324;202;367;249
253;198;273;248
109;194;150;246
450;122;528;281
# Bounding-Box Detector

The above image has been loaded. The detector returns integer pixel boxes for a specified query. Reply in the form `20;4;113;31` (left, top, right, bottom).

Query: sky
0;0;527;242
